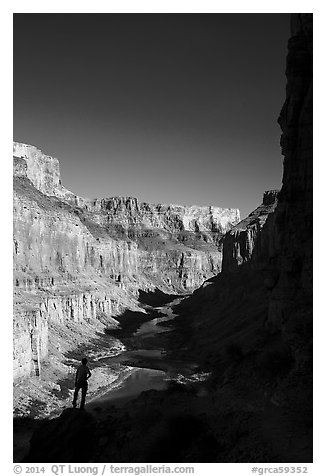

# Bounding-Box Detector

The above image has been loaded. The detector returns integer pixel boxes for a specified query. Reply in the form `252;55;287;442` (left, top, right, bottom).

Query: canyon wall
13;142;240;379
177;14;313;420
84;196;239;233
222;190;279;273
13;141;240;291
267;13;313;339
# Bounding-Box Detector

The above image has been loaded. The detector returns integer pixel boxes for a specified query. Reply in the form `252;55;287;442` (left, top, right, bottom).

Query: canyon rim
13;13;312;464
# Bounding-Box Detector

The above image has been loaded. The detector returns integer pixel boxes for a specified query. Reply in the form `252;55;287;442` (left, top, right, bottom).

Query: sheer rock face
14;143;61;196
13;142;239;294
13;141;239;234
222;190;279;273
13;142;239;379
84;196;239;233
178;14;312;423
13;142;239;296
266;13;312;342
13;178;139;287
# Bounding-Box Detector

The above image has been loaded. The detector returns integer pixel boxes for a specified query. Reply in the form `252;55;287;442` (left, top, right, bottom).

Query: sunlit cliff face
13;141;241;379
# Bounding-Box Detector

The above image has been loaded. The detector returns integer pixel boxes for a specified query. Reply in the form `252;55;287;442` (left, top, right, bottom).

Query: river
86;295;201;409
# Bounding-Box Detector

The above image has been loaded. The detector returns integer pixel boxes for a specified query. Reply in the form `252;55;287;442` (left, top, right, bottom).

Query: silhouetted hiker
72;357;92;410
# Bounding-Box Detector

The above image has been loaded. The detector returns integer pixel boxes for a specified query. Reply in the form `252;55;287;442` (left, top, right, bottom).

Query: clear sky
14;13;290;219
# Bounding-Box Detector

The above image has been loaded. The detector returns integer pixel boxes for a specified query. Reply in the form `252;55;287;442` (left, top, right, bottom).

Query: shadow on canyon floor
14;287;312;463
21;376;312;463
138;288;184;306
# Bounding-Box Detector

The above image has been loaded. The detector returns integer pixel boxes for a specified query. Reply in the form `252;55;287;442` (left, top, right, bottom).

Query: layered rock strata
13;142;240;379
85;196;239;233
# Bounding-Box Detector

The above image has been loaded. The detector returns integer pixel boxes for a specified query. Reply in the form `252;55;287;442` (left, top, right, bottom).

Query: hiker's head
81;357;88;365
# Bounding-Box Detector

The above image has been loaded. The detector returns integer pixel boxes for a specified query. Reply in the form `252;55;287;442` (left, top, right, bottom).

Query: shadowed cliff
172;12;313;459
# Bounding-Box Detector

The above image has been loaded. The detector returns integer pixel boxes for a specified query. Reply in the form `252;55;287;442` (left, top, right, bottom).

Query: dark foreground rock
172;11;313;461
25;409;97;463
24;378;311;463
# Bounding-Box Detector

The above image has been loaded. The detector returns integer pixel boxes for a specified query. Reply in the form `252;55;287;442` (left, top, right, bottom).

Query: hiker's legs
80;382;88;410
72;383;81;407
